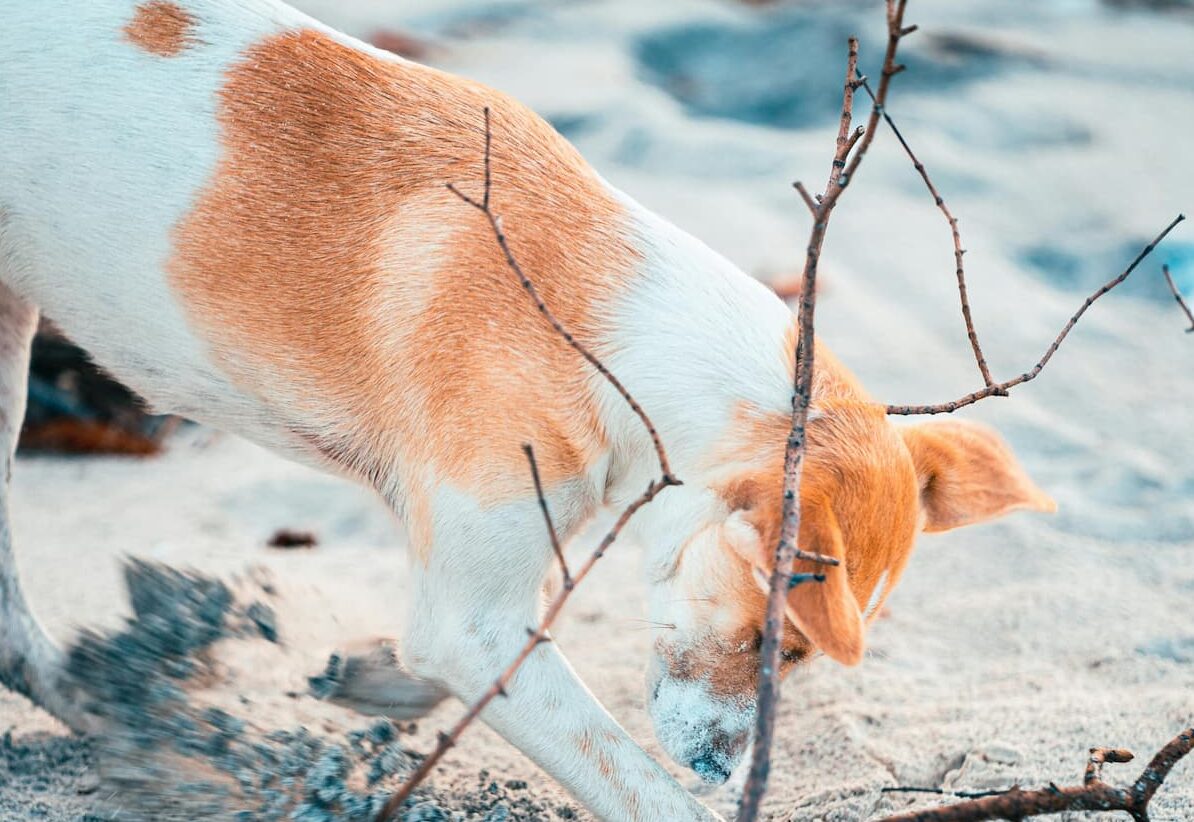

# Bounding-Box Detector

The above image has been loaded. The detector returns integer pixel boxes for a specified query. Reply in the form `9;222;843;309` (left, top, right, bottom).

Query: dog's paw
309;637;448;720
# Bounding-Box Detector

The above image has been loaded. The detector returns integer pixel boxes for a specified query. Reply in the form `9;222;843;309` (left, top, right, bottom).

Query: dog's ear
900;419;1056;533
784;497;864;666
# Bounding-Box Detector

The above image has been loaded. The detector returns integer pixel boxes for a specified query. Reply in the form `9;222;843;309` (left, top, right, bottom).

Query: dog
0;1;1055;819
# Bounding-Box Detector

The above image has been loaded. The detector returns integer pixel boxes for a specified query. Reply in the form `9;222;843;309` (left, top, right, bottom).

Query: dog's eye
751;629;764;653
781;647;806;664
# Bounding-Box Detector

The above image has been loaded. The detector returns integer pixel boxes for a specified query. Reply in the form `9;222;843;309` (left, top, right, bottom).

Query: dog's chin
649;675;753;787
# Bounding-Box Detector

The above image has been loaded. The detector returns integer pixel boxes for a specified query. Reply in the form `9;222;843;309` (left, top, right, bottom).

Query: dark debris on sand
20;322;178;456
54;560;575;821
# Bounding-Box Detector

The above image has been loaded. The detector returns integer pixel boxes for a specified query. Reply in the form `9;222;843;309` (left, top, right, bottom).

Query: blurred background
7;1;1193;820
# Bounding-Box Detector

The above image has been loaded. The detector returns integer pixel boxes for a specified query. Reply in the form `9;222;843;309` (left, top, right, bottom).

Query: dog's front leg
402;502;720;822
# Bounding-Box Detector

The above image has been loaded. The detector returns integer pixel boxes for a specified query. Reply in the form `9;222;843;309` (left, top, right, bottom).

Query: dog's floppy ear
735;498;865;667
900;419;1056;533
785;497;864;666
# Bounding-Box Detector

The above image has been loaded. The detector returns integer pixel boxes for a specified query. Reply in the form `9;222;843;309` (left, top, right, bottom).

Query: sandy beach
2;1;1192;819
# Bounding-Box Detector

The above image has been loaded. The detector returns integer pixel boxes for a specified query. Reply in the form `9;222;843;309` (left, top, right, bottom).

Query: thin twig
859;77;994;388
376;477;674;821
881;787;1011;800
1161;263;1194;332
885;214;1185;415
740;10;914;815
445;108;678;484
740;4;923;816
376;109;679;822
875;726;1193;822
523;444;571;590
1086;747;1134;786
793;181;818;216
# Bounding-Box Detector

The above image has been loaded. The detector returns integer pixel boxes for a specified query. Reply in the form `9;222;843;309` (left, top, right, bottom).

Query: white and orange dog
0;1;1055;819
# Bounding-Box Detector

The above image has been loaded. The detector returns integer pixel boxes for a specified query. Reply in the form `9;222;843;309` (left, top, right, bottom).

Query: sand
2;1;1192;819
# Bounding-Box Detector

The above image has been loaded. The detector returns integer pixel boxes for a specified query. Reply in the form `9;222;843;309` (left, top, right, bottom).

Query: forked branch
876;726;1193;822
885;214;1185;415
376;110;679;822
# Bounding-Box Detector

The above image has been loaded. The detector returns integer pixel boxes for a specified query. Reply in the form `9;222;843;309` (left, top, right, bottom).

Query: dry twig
445;109;676;483
858;77;993;387
876;726;1193;822
885;213;1185;415
375;110;679;822
747;0;1187;817
853;18;1186;412
1162;263;1194;332
524;443;571;589
739;4;916;818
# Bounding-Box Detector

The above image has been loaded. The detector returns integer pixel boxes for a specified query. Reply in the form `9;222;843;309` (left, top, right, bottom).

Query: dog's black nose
690;752;731;785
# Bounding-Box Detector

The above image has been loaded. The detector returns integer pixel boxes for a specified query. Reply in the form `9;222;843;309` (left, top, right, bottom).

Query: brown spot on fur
124;1;196;57
170;30;634;536
575;732;593;757
596;749;614;780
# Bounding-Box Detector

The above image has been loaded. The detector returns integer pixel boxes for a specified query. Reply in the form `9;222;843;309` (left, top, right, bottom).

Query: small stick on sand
875;726;1193;822
375;109;679;822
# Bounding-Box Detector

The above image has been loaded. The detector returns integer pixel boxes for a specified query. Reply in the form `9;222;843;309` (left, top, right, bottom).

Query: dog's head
646;395;1054;784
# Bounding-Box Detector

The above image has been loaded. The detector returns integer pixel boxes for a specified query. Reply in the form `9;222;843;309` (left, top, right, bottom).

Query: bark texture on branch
738;4;914;819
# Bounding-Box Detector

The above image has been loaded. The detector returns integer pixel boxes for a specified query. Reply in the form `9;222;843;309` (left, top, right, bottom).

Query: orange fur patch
169;30;635;534
124;1;196;57
710;349;920;665
900;419;1056;532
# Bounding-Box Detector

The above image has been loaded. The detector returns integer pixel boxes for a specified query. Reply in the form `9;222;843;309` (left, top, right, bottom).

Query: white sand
3;1;1193;819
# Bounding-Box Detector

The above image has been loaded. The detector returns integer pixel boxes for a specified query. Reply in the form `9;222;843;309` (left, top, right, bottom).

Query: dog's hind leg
0;281;94;732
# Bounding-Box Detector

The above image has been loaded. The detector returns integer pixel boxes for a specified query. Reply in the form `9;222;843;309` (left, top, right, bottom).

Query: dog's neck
592;194;800;553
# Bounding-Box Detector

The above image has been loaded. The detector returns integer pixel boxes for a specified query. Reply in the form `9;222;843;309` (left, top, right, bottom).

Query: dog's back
0;1;307;437
0;0;642;490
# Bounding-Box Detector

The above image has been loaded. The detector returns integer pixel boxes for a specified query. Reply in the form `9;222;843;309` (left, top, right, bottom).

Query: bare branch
740;10;905;815
885;214;1185;415
859;77;994;387
1161;263;1194;332
376;109;679;822
376;477;673;821
881;787;1010;801
445;107;680;485
875;726;1193;822
523;444;570;590
1085;747;1134;786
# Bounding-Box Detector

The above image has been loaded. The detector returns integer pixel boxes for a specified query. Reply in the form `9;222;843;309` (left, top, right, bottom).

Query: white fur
650;673;756;784
0;0;325;458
